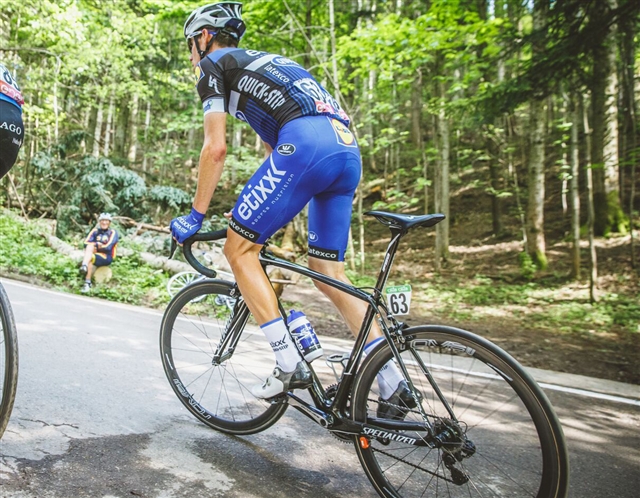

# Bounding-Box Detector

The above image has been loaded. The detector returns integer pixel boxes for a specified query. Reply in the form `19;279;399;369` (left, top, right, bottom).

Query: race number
385;284;412;316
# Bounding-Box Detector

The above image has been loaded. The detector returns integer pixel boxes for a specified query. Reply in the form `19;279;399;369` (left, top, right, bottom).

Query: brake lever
169;238;177;259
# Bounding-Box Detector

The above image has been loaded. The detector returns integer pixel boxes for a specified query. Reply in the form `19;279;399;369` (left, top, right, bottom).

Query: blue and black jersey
85;228;119;259
0;62;23;179
195;48;350;148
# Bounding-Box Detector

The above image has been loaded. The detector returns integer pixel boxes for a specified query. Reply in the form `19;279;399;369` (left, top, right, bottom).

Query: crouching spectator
80;213;119;293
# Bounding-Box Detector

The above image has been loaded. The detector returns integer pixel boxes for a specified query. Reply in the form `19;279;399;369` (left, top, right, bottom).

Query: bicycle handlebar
169;229;228;278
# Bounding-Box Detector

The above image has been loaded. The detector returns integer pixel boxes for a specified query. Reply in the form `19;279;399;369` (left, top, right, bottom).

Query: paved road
0;279;638;497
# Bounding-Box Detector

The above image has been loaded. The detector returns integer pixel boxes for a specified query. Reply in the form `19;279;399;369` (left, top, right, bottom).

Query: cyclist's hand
223;210;232;220
170;208;205;244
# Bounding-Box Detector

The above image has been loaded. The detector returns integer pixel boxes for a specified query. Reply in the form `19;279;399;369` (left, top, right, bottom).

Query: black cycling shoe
377;380;422;420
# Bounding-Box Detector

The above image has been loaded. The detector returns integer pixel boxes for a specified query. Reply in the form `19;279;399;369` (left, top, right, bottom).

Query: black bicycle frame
252;229;420;429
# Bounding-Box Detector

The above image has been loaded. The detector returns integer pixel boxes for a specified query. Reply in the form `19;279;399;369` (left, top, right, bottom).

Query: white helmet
98;213;112;221
184;2;246;41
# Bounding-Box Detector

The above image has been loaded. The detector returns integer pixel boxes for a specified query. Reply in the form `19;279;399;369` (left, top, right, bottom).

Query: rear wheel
0;283;18;439
160;279;287;435
352;325;569;498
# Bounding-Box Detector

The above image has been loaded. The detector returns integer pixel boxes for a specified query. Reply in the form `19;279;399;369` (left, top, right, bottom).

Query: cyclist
171;3;414;411
79;213;119;293
0;62;24;180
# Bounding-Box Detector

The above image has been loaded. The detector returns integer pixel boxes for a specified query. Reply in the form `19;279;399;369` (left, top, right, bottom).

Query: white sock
365;338;405;400
261;318;301;372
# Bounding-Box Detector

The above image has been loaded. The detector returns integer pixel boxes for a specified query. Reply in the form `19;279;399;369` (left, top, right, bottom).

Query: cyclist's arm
192;111;227;215
263;141;273;159
84;228;97;246
97;230;118;253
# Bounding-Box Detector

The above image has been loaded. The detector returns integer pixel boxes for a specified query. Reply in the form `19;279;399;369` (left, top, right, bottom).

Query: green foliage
0;210;171;307
518;251;537;280
89;253;168;307
148;186;192;215
0;210;78;285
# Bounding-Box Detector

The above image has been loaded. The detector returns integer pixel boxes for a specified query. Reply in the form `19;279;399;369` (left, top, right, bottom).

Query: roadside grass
0;210;172;307
412;275;640;336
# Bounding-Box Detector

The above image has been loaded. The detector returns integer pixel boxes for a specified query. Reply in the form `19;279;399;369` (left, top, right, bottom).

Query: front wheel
0;283;19;439
352;325;569;498
160;279;287;435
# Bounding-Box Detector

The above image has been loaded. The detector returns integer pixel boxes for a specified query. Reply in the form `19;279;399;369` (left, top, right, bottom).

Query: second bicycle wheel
160;279;287;435
352;325;569;498
0;282;18;440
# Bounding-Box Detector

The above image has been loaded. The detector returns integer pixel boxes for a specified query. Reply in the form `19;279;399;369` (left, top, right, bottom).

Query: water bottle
287;310;323;362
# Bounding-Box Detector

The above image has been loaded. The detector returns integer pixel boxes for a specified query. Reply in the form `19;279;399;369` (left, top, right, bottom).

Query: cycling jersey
0;63;24;111
195;47;360;261
0;63;23;178
85;227;119;260
196;48;349;148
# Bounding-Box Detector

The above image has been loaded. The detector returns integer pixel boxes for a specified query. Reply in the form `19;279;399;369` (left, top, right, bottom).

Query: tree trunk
569;95;581;279
410;69;422;148
619;2;637;268
86;104;99;157
525;0;548;270
591;0;623;236
583;96;598;302
526;97;547;269
435;80;450;269
142;100;152;174
91;98;104;158
127;93;140;163
113;96;130;159
103;93;115;157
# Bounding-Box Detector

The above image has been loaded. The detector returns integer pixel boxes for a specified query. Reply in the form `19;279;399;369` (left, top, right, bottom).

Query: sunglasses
187;29;219;52
187;31;202;51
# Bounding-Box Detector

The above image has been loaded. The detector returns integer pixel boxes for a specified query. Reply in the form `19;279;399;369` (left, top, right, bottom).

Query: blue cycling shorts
92;252;113;267
229;115;361;261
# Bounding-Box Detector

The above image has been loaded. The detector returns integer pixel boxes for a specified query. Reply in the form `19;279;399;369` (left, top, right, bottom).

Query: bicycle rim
0;283;19;439
352;325;569;498
160;279;287;435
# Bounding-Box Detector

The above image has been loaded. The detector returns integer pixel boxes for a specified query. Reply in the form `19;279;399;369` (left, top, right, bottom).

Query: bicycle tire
160;279;287;435
352;325;569;498
0;283;19;439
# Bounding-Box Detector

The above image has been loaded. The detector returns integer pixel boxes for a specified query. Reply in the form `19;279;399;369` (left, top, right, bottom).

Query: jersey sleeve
196;57;226;115
84;228;98;245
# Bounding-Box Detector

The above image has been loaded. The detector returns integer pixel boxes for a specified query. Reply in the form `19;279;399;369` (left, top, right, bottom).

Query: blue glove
170;208;205;244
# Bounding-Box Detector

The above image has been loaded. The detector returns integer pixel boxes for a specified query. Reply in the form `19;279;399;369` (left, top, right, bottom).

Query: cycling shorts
0;100;23;180
229;115;361;261
92;252;113;267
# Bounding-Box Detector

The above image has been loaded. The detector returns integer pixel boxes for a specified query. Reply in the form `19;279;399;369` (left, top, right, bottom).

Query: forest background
0;0;639;385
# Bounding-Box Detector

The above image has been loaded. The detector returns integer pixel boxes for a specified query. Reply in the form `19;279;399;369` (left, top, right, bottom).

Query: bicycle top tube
174;210;445;297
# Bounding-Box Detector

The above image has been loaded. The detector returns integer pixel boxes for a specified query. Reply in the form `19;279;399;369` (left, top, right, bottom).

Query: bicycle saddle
365;211;445;232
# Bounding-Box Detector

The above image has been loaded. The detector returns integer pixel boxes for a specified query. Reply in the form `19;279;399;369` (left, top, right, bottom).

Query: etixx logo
277;144;296;156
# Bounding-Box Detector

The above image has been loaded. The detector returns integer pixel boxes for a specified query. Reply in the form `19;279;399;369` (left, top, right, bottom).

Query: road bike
159;210;570;497
0;282;18;439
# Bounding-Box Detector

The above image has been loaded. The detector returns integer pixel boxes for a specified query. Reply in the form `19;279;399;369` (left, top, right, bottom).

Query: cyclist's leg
225;117;357;395
307;180;409;402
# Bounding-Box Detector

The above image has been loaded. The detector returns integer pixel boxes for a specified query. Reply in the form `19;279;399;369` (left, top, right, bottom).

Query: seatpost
372;228;405;301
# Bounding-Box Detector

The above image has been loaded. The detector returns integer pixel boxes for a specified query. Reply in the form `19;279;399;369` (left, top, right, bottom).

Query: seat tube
373;229;404;294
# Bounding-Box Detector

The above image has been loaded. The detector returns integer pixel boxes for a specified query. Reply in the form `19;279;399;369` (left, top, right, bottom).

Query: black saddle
365;211;445;233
